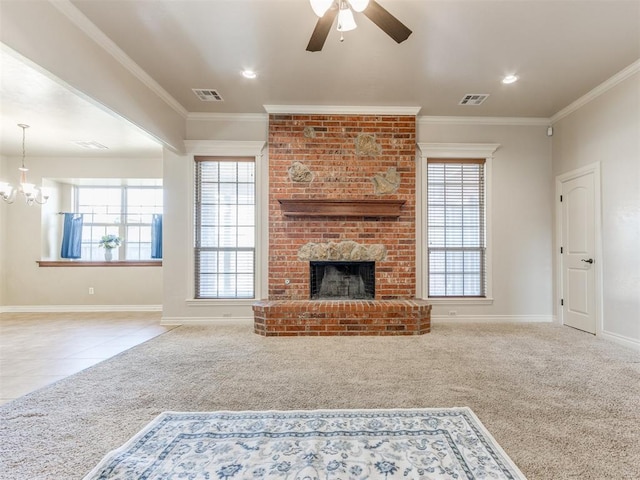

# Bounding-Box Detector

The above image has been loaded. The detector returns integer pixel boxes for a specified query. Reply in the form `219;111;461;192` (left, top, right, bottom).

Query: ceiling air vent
192;88;224;102
73;141;108;150
459;94;490;106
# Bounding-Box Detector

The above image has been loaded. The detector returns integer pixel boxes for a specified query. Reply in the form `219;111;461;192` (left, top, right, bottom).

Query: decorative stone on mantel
355;133;382;156
298;241;387;262
371;167;400;194
288;161;314;183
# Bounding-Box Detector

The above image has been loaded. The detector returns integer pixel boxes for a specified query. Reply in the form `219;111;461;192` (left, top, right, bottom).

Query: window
427;159;486;297
194;157;255;299
76;185;163;261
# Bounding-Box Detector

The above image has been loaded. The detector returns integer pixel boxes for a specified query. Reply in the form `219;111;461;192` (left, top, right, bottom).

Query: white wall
0;155;7;306
417;121;554;322
0;155;163;310
186;114;268;142
1;114;558;321
162;116;554;323
162;116;268;323
552;71;640;345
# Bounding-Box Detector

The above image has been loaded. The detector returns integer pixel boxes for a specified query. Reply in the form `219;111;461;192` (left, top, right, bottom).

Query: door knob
581;258;594;264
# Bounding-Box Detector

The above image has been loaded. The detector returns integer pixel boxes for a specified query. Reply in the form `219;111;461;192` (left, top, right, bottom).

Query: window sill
185;299;256;307
37;261;162;267
426;297;494;305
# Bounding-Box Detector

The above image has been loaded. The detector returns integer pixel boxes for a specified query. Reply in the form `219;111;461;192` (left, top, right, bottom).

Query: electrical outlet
448;310;457;317
89;287;95;295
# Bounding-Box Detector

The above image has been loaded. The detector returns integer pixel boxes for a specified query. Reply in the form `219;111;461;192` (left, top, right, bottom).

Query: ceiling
1;0;639;157
0;49;163;158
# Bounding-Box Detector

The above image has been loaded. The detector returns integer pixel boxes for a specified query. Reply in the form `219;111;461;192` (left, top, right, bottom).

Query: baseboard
432;314;555;324
163;315;556;326
601;329;640;351
0;304;162;313
160;316;254;326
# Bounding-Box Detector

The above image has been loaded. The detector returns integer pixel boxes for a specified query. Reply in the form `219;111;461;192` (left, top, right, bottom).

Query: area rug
83;408;526;479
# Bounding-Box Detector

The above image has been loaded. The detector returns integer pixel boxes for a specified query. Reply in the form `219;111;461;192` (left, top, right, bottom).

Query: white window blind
194;157;255;299
427;159;486;297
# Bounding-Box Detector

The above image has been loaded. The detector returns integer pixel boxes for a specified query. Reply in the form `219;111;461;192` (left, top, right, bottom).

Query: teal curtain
60;213;83;259
151;214;163;259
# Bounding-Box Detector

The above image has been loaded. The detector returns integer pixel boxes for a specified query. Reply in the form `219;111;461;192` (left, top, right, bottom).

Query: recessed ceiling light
242;70;257;79
502;74;519;84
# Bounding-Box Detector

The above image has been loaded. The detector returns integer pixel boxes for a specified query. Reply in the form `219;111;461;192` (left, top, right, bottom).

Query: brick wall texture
268;114;417;300
257;113;429;336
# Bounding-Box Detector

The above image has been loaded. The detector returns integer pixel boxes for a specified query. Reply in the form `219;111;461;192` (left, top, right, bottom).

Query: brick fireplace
253;113;430;336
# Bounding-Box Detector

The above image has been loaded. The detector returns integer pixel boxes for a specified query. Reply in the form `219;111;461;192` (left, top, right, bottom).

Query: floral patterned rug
83;408;526;479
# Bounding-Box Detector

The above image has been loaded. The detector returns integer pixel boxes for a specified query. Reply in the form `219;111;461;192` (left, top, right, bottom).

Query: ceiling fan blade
363;0;412;44
306;8;338;52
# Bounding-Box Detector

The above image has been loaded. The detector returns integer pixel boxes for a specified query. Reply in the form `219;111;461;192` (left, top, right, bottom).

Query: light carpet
1;322;639;479
83;408;526;480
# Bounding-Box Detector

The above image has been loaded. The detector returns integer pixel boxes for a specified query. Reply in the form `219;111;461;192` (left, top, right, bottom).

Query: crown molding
418;116;550;126
263;105;422;116
189;112;549;126
187;112;269;122
184;140;266;156
417;143;501;159
50;0;188;119
550;59;640;124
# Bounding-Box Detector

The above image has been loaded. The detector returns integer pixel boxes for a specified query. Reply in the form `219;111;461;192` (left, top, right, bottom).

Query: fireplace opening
310;261;375;300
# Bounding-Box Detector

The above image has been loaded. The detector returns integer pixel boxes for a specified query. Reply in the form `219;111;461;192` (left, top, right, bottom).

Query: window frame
193;155;258;300
417;143;499;305
426;158;486;298
75;184;163;262
182;141;266;306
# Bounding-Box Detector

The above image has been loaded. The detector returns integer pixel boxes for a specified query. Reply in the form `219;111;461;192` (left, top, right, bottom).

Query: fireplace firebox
310;261;375;300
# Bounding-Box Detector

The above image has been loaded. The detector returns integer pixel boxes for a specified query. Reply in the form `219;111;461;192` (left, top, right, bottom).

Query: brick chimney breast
256;113;429;336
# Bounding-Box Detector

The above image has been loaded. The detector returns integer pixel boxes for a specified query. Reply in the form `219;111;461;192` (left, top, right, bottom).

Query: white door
561;171;597;334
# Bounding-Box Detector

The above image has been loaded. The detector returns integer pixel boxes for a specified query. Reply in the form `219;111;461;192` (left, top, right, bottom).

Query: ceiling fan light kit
349;0;370;13
307;0;411;51
310;0;334;17
337;5;357;32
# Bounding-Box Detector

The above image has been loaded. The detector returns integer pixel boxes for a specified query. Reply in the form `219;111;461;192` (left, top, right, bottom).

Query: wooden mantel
278;199;406;218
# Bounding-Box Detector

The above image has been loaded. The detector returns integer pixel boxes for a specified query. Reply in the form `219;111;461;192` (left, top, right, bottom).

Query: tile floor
0;311;176;405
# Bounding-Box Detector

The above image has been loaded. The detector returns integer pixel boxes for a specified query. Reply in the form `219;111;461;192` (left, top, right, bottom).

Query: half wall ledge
253;299;431;336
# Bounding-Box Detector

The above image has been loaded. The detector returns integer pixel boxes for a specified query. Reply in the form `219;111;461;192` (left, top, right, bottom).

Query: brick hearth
254;300;431;336
254;113;430;336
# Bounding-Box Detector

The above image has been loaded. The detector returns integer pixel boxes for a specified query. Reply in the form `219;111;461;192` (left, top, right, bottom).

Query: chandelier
310;0;370;32
0;124;49;206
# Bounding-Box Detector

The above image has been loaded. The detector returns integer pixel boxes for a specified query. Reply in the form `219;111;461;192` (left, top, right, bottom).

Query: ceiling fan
307;0;412;52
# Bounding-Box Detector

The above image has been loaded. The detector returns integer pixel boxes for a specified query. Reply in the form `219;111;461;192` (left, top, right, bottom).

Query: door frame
555;162;603;334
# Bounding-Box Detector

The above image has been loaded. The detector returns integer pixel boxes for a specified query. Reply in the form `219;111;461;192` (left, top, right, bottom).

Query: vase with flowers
98;234;122;261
